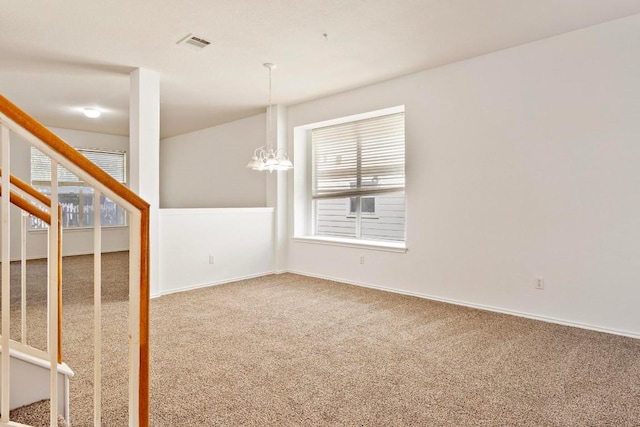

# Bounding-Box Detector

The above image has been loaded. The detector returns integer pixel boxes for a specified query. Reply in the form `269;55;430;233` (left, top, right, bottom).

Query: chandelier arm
246;63;293;172
273;147;288;157
253;145;267;159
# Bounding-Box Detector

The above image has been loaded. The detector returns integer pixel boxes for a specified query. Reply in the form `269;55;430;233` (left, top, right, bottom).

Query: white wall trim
286;269;640;340
160;207;274;215
0;345;74;377
153;271;274;298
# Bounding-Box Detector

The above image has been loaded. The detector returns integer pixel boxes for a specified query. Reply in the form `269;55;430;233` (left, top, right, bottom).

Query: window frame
30;147;129;230
297;106;406;250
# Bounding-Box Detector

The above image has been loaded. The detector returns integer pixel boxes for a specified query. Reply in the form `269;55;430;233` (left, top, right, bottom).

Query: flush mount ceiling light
83;108;101;118
246;63;293;173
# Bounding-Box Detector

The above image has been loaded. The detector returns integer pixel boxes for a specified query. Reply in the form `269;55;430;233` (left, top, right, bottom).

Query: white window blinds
312;112;405;199
31;147;126;185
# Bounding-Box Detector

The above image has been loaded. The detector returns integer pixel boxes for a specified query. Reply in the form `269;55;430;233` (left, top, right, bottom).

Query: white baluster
128;211;141;427
21;211;28;345
94;189;102;426
1;124;11;423
49;158;59;426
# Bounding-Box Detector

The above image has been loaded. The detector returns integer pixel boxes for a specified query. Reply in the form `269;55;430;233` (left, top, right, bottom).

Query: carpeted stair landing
7;400;66;427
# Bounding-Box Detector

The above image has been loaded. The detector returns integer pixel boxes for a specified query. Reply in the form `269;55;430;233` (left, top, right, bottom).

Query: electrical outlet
535;277;544;290
359;256;365;265
209;254;215;264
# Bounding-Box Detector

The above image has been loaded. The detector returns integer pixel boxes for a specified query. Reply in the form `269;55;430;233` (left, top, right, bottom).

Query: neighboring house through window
30;147;127;229
349;196;375;216
311;110;405;243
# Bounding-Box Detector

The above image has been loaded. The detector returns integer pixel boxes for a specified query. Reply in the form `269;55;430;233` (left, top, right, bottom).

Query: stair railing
0;168;68;425
0;94;150;427
0;168;62;361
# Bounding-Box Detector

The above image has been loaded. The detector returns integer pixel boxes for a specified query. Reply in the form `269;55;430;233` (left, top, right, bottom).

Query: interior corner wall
160;113;267;208
286;14;640;337
2;127;129;260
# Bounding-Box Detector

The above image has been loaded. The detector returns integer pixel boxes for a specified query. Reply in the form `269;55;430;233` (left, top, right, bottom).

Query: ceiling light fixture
246;63;293;173
83;108;101;118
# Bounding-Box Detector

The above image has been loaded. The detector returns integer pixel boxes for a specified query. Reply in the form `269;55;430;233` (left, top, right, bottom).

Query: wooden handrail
0;167;51;207
139;208;150;427
0;184;51;224
0;94;150;425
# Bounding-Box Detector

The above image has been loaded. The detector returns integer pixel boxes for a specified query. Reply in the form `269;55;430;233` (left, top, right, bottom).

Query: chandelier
246;63;293;172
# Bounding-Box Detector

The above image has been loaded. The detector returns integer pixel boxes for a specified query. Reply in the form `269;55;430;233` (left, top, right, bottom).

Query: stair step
7;399;67;427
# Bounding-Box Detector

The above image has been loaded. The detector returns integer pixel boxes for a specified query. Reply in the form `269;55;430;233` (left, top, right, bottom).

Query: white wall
160;114;267;208
157;113;275;296
4;127;129;259
287;14;640;337
157;208;274;296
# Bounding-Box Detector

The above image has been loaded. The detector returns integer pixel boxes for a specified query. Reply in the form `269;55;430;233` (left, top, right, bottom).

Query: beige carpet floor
9;400;67;427
3;252;640;426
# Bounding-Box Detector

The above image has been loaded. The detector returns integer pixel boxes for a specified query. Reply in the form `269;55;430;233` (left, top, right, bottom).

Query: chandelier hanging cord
266;63;272;148
246;62;293;172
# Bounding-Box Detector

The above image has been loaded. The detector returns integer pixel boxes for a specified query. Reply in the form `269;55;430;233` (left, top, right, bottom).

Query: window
30;147;127;229
349;196;375;215
312;111;405;242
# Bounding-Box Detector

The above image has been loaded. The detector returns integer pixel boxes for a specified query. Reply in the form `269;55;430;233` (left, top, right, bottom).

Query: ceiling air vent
178;33;212;50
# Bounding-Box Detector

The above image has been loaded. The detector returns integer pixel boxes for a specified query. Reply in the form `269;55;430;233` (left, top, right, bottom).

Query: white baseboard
154;271;275;298
286;269;640;340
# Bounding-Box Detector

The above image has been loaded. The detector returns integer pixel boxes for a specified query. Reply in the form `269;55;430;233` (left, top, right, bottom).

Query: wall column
130;68;160;296
266;105;288;273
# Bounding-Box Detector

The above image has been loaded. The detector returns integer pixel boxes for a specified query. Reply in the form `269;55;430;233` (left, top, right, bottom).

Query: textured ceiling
2;0;640;138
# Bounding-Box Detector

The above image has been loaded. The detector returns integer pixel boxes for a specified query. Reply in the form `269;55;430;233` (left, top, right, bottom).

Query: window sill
292;236;407;253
